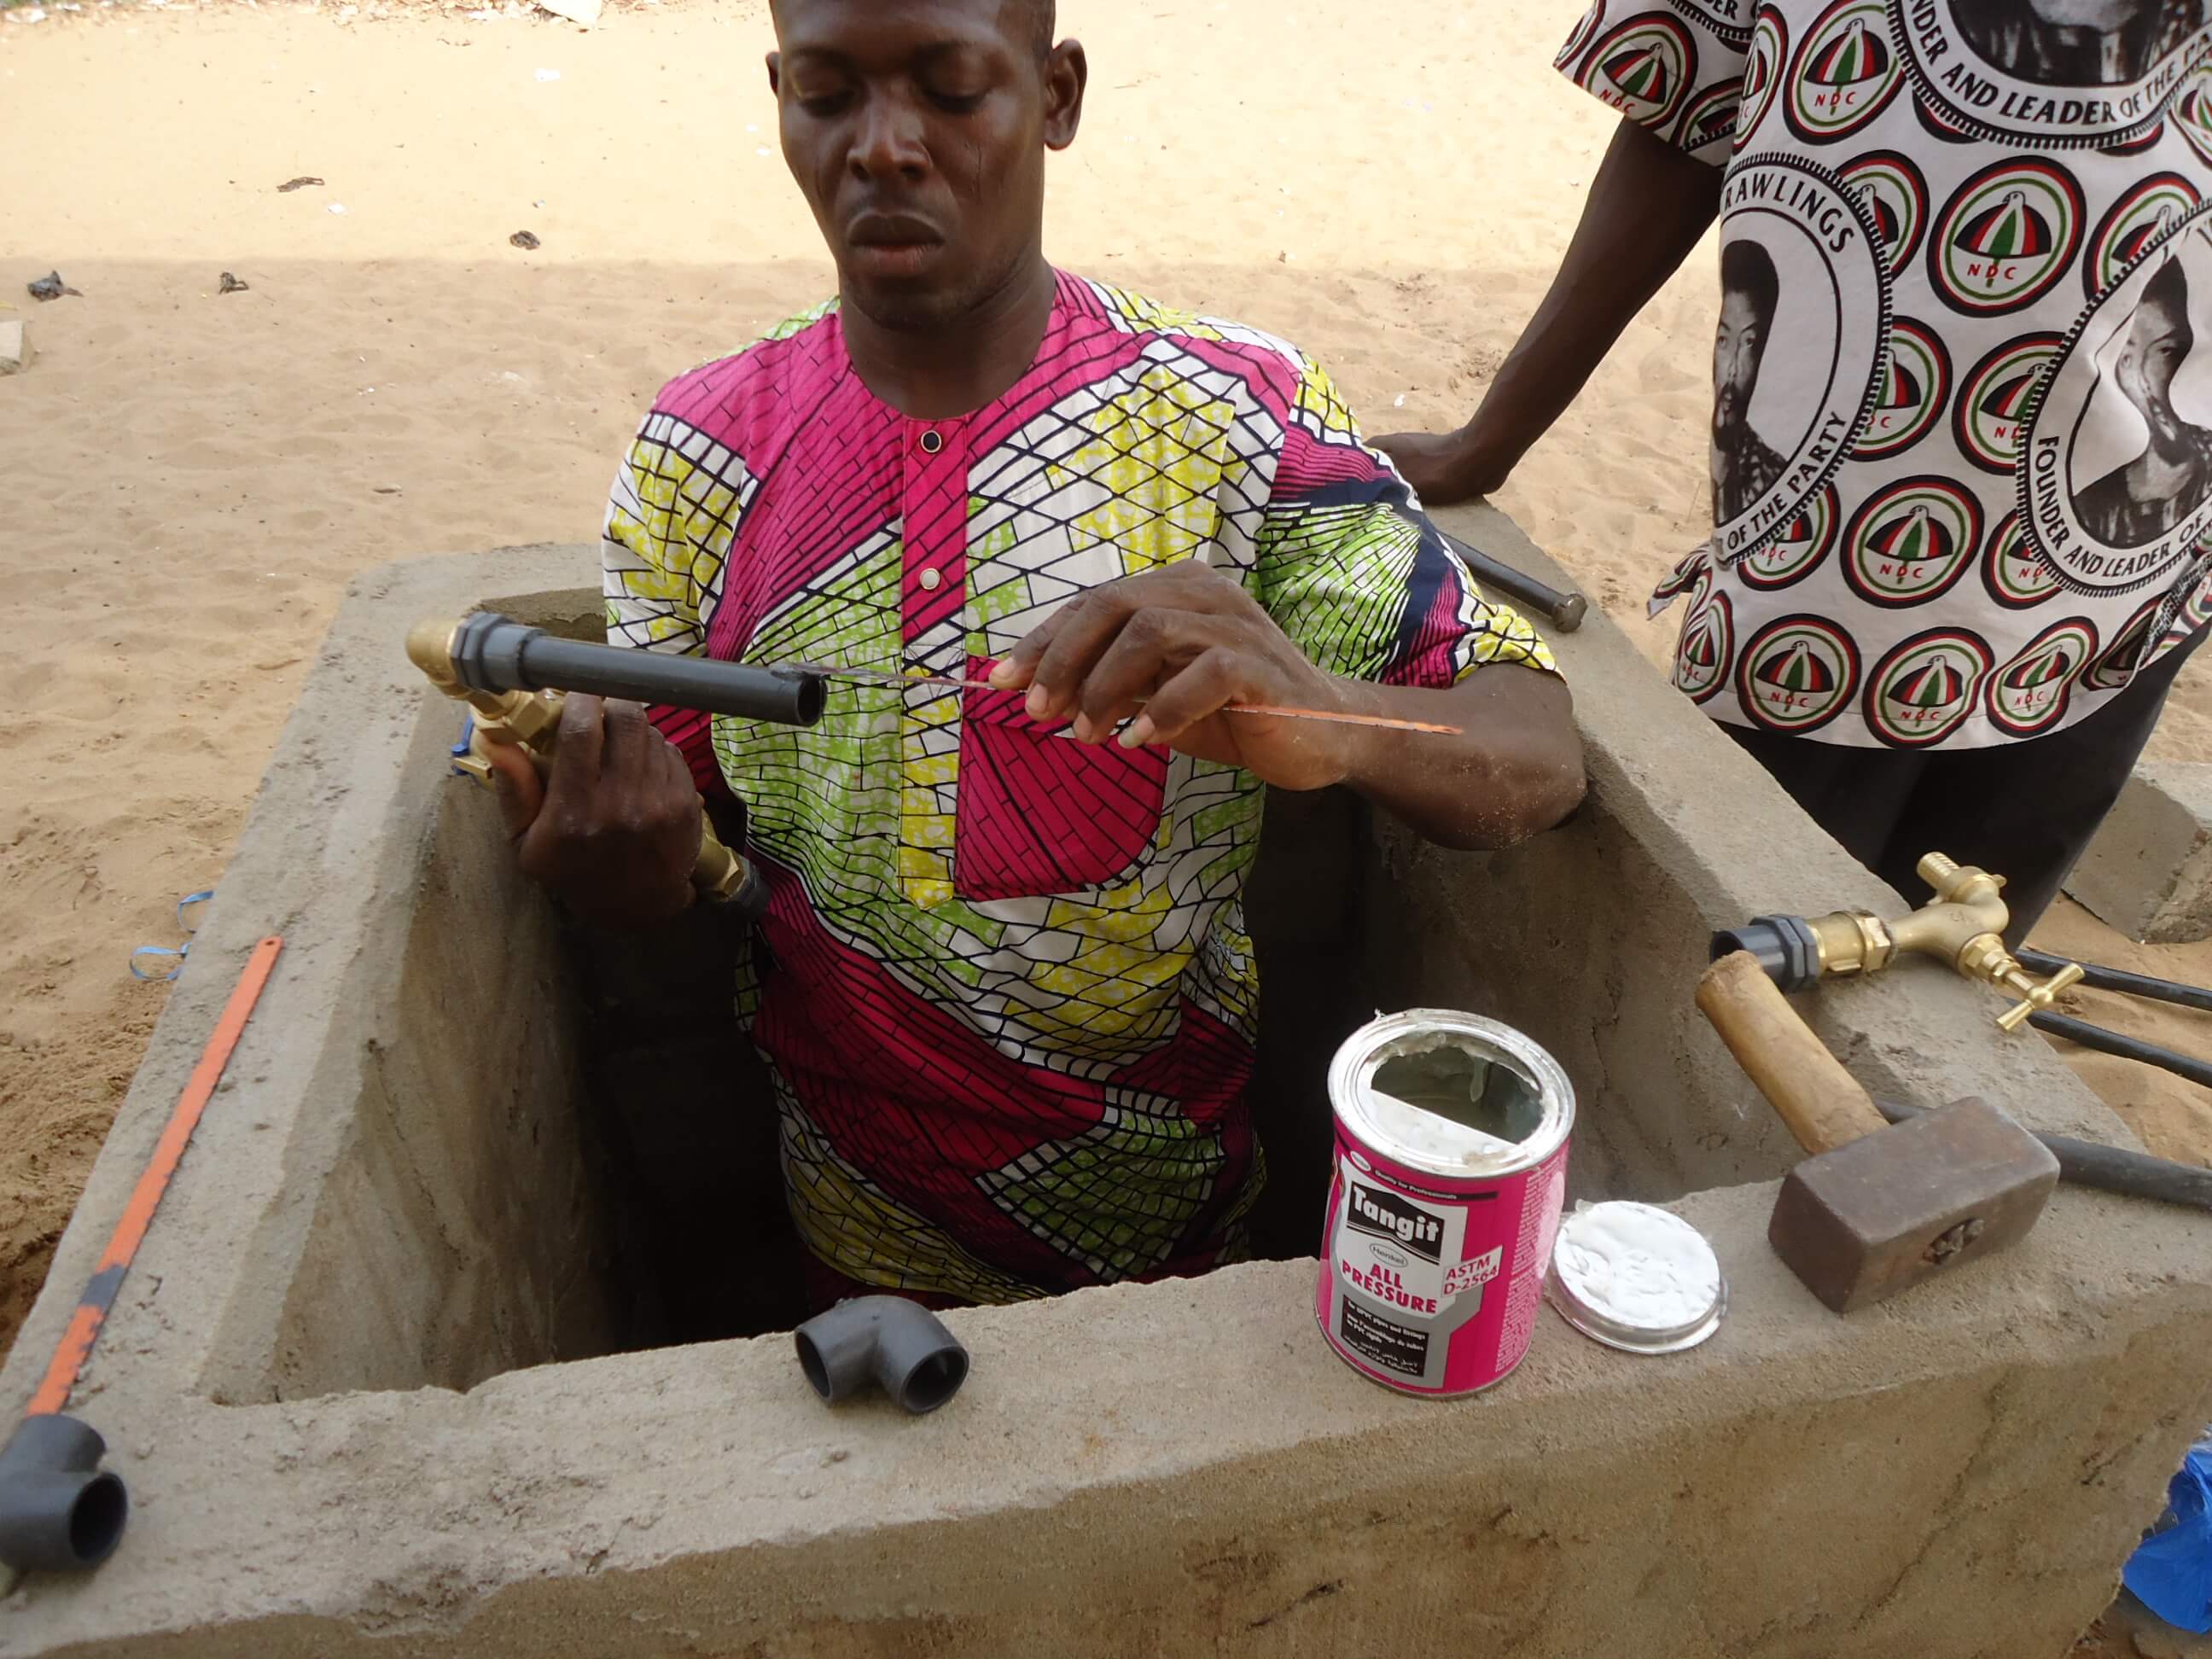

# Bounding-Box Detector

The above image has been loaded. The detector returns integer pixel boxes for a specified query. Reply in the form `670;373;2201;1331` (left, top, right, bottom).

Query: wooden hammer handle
1697;951;1890;1155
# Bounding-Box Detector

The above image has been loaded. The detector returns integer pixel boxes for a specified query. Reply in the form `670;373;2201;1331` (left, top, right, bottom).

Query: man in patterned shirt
485;0;1584;1310
1382;0;2212;940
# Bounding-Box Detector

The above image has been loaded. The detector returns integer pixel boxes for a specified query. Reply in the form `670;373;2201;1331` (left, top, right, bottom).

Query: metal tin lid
1547;1201;1726;1355
1328;1010;1575;1179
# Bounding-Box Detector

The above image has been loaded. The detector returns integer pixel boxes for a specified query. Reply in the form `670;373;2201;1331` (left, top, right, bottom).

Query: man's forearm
1328;667;1584;852
1463;120;1722;466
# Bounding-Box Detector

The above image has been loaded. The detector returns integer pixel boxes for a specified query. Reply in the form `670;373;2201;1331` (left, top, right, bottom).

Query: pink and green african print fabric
602;270;1557;1303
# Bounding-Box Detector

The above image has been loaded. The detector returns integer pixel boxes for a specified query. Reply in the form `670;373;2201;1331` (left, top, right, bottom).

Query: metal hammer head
1768;1097;2059;1313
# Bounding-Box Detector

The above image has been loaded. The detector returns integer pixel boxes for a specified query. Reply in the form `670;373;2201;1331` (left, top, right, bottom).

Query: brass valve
1717;853;2085;1033
406;615;758;911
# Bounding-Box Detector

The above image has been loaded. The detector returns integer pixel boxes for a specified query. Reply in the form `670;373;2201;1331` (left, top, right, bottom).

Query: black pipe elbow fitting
0;1415;129;1575
794;1296;969;1415
1709;913;1822;992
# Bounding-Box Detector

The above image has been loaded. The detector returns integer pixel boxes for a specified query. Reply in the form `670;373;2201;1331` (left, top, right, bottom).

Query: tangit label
1336;1299;1429;1379
1344;1180;1446;1262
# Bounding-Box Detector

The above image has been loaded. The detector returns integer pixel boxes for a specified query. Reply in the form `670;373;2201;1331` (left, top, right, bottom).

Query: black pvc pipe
2016;948;2212;1016
450;613;828;727
1710;916;1823;992
794;1296;969;1415
0;1415;128;1575
2029;1010;2212;1091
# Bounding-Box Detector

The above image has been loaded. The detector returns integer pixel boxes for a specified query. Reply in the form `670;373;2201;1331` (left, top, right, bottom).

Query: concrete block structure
2066;762;2212;945
2;506;2206;1657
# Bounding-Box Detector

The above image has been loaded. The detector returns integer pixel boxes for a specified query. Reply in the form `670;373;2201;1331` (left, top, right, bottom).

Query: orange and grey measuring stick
0;936;283;1586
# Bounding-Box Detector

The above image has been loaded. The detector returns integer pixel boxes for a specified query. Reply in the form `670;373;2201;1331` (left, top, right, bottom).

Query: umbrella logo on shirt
1930;160;2084;316
1581;15;1695;128
1865;627;1994;748
1839;149;1930;271
1954;335;2062;475
1677;81;1746;154
1979;509;2065;610
1785;0;1902;143
1737;614;1861;731
2087;176;2200;298
1736;6;1792;148
1555;0;1604;71
1854;317;1950;458
1741;481;1840;590
1986;617;2098;736
2083;593;2167;690
1674;588;1736;701
1844;477;1983;606
2181;67;2212;169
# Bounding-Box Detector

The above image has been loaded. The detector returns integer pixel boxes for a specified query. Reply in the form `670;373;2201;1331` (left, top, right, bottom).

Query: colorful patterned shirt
601;271;1557;1303
1563;0;2212;747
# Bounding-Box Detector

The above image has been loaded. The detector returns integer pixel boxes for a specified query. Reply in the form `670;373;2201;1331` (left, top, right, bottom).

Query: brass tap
1797;853;2084;1032
406;614;755;908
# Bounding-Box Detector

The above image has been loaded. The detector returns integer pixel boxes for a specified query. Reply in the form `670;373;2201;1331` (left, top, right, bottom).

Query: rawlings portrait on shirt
1577;0;2212;744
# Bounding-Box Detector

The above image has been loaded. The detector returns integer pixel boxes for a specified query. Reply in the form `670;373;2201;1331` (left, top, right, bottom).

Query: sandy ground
0;0;2206;1443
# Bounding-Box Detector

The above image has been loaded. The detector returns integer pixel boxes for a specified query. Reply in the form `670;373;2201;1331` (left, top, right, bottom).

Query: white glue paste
1552;1202;1720;1333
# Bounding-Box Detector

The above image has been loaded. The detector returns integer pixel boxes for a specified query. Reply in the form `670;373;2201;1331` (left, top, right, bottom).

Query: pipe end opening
794;1331;832;1400
898;1348;969;1415
70;1474;126;1568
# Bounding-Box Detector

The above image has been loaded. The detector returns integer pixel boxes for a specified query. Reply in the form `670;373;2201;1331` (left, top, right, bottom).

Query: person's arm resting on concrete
1377;119;1722;505
991;358;1584;852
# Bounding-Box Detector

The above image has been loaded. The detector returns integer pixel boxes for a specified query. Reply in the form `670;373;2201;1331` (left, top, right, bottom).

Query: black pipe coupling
0;1415;129;1575
1709;914;1822;992
794;1297;969;1415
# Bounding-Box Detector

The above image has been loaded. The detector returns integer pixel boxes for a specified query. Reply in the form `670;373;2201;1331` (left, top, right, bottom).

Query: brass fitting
1801;853;2083;1031
407;613;757;911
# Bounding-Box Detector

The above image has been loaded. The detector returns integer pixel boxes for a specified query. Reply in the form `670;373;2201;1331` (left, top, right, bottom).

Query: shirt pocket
952;686;1170;903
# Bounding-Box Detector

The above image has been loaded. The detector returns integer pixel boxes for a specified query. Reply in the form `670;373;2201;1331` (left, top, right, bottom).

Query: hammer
1697;952;2060;1313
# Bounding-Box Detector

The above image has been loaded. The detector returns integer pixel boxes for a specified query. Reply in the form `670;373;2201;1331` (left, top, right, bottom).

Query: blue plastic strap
128;889;217;981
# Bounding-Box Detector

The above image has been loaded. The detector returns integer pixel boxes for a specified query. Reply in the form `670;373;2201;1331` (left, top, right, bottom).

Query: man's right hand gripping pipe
481;692;703;933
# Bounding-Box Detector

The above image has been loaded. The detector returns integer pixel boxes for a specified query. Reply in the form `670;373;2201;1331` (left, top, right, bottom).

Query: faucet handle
1996;959;2085;1033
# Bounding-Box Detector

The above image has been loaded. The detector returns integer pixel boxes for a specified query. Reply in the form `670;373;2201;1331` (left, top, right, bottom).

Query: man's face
2116;291;2195;461
2023;0;2139;30
1714;288;1768;435
768;0;1083;332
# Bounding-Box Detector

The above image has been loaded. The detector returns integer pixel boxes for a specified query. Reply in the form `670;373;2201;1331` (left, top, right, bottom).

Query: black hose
2029;1011;2212;1091
2016;948;2212;1015
451;613;827;726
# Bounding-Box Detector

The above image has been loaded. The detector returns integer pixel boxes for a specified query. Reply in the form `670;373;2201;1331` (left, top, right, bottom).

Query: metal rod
1438;530;1587;633
2016;948;2212;1015
449;614;827;726
2028;1010;2212;1090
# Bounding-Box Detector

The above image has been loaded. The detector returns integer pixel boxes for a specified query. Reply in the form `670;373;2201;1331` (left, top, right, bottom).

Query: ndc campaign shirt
600;271;1557;1304
1562;0;2212;747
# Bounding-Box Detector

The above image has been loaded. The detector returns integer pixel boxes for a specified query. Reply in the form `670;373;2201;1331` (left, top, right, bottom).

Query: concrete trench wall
1;508;2206;1657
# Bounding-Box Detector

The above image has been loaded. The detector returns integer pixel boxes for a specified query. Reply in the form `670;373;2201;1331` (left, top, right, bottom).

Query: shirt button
918;428;944;455
917;567;943;591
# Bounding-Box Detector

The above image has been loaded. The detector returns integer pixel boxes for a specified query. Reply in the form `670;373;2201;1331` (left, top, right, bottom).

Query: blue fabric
2124;1437;2212;1636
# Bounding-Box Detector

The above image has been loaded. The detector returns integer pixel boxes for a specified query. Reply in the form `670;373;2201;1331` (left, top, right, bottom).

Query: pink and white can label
1314;1011;1575;1398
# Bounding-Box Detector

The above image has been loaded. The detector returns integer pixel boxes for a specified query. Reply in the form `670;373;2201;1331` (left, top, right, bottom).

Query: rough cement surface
2068;762;2212;945
0;319;26;375
0;530;2204;1657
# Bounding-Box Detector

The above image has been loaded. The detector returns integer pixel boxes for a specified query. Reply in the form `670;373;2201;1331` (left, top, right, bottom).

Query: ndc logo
1346;1183;1446;1264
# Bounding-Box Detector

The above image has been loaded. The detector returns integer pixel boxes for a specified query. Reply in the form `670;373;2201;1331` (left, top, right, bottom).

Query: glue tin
1314;1010;1575;1397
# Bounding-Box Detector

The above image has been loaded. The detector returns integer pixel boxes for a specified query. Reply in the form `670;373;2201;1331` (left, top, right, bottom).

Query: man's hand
1371;428;1520;506
480;693;702;931
986;562;1361;791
